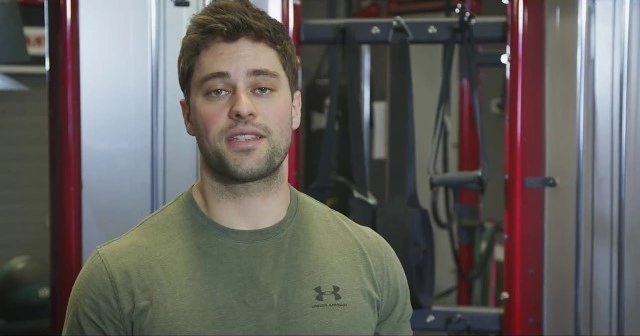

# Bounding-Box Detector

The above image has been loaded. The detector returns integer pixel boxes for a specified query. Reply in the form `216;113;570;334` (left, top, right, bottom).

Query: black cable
431;4;498;300
433;221;502;300
428;21;457;230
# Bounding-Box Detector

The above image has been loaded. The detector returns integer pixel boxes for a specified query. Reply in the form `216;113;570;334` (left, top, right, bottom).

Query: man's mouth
231;134;263;141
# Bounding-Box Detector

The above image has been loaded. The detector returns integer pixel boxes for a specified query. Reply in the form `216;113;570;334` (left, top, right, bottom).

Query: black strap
386;31;416;202
343;28;378;225
460;12;489;176
427;5;494;291
311;28;343;189
427;24;457;180
307;28;376;228
376;17;435;309
344;28;369;198
428;5;487;193
428;16;458;230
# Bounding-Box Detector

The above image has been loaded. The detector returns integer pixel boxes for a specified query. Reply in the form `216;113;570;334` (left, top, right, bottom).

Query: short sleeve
62;250;127;336
374;238;413;336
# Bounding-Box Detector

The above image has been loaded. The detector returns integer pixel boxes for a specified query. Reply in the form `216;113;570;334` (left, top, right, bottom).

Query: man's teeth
232;134;259;141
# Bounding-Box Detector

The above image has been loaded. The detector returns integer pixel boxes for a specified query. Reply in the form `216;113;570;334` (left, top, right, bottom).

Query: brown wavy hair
178;0;298;100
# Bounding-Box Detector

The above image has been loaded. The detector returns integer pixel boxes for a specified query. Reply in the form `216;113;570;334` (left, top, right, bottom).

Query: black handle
430;170;485;192
172;0;190;7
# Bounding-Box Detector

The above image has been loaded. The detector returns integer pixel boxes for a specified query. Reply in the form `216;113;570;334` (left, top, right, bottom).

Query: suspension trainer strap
343;27;377;227
428;6;486;193
375;17;435;309
307;28;343;202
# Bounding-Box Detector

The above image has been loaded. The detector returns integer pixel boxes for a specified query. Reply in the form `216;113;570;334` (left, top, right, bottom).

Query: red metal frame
16;0;44;6
284;0;302;190
456;0;482;307
456;78;479;305
48;0;82;333
503;0;545;334
387;0;452;15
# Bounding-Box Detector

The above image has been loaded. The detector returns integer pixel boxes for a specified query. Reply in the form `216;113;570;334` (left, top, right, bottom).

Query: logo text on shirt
312;285;348;308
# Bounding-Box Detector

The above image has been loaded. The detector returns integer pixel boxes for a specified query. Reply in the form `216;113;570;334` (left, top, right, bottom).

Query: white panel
591;1;624;333
543;1;579;334
159;1;200;206
575;1;596;333
79;1;153;260
622;0;640;333
573;0;638;334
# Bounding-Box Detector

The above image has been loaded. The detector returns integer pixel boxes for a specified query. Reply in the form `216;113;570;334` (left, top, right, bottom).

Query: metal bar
285;0;302;189
150;0;161;211
476;51;505;67
412;306;503;333
621;3;640;333
47;0;82;333
503;0;545;334
575;1;594;333
300;17;507;44
618;1;632;332
621;2;640;334
361;44;371;184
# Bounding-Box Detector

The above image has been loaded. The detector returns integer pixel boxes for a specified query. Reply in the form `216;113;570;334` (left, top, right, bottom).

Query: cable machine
297;0;545;334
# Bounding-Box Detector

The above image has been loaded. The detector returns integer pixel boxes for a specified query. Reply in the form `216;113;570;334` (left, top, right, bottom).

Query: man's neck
191;170;291;231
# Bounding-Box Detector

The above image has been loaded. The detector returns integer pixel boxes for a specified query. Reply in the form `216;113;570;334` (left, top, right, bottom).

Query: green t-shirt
62;187;413;335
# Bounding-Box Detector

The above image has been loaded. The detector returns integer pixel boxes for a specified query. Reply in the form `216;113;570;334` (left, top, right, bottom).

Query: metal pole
503;0;545;334
284;0;302;189
47;0;82;333
456;0;482;307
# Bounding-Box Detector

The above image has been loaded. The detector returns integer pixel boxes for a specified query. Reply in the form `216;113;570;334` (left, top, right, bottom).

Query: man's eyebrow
195;69;280;88
196;71;229;87
249;69;280;79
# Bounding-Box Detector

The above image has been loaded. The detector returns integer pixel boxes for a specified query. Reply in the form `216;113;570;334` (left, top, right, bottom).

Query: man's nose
229;91;256;120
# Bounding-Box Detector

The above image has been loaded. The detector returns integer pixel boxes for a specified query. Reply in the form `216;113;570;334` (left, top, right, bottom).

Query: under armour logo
314;285;341;301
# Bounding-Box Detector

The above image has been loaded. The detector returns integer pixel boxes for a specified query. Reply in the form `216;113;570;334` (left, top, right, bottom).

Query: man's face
180;38;301;184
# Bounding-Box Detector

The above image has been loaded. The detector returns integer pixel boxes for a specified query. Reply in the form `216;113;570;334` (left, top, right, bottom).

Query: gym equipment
0;255;50;321
374;17;435;309
425;4;499;303
305;29;350;212
340;28;377;227
428;3;488;194
306;28;376;228
300;9;507;333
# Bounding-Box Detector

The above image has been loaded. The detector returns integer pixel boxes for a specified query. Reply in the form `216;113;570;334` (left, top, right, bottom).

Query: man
62;0;413;334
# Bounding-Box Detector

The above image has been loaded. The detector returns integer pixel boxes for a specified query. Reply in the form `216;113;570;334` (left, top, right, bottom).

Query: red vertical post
503;0;545;334
456;0;482;306
47;0;82;333
284;0;302;190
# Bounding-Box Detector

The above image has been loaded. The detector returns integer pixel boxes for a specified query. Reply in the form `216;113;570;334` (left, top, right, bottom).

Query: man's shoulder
94;190;192;263
294;188;392;252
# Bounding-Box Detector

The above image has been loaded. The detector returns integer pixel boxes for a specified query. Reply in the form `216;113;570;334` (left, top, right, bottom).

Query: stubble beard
196;130;290;185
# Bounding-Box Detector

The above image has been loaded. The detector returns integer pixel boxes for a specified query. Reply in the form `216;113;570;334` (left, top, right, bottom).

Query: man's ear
180;98;196;136
291;90;302;131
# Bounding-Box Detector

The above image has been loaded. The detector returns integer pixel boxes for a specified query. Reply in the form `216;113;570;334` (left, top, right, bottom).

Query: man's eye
254;87;272;95
208;89;228;97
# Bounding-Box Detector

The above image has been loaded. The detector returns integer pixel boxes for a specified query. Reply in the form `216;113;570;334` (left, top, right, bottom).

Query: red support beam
48;0;83;333
284;0;302;190
503;0;545;334
456;78;479;305
456;0;482;307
